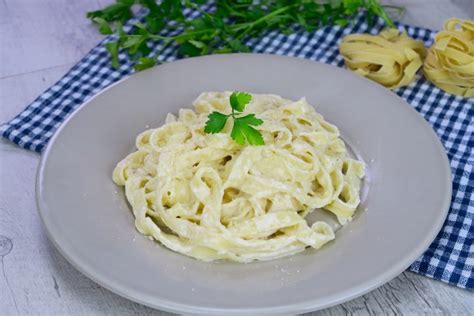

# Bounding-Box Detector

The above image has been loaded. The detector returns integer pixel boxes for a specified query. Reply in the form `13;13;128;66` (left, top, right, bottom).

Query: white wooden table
1;1;473;315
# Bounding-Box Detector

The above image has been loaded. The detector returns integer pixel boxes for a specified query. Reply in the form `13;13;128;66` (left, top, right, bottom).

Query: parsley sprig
87;0;398;71
204;92;264;146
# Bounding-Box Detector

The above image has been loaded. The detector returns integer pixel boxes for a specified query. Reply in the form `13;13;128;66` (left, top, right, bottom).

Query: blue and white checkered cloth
1;8;472;289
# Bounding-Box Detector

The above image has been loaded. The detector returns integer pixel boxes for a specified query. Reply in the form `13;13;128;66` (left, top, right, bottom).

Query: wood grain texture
1;1;473;315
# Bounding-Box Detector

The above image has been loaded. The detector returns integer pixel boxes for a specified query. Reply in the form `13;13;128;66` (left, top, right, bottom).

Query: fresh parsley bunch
205;92;265;146
87;0;397;70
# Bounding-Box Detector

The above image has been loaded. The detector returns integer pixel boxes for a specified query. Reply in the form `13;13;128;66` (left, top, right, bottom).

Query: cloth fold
1;12;472;289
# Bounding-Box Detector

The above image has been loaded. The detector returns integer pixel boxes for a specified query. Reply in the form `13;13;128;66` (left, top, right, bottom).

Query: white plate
36;54;451;315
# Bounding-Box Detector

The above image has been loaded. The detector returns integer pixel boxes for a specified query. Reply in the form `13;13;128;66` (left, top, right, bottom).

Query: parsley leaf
105;41;120;68
230;91;252;112
134;57;156;71
236;113;264;127
204;111;229;134
343;0;363;14
86;0;133;23
204;92;264;146
230;119;246;145
92;17;113;35
232;118;265;146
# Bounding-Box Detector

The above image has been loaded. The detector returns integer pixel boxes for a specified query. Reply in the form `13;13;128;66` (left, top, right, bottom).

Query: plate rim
36;53;452;314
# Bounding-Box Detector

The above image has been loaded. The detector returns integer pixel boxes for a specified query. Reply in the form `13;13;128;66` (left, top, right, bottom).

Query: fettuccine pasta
113;92;365;262
423;18;474;97
339;28;426;89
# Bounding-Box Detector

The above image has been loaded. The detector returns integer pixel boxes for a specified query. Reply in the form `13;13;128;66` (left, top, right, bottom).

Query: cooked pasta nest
423;18;474;98
113;92;365;262
339;28;426;89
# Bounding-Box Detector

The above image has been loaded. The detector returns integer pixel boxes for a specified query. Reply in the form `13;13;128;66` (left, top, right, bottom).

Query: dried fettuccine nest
423;18;474;98
339;29;426;89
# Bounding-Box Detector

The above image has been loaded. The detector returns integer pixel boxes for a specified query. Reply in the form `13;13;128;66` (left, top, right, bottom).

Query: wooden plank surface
0;1;473;315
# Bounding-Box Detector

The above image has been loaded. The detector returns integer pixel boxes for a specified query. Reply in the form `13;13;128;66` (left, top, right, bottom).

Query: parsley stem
151;28;214;42
150;34;173;41
235;4;296;39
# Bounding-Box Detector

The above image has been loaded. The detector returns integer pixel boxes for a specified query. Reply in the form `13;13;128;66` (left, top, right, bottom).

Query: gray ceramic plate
36;54;451;315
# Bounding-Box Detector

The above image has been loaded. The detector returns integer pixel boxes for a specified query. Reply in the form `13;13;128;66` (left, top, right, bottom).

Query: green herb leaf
122;35;146;49
105;41;120;69
228;39;250;52
214;46;233;54
236;113;264;127
343;0;363;14
189;40;206;49
204;111;229;134
145;15;164;33
233;117;265;145
242;124;265;145
178;40;203;57
134;57;156;71
86;1;133;23
230;119;247;145
129;42;151;60
229;91;252;112
335;19;349;27
92;17;113;35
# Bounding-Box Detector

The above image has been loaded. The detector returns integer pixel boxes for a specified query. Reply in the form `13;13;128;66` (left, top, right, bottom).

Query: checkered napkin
1;6;472;289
